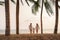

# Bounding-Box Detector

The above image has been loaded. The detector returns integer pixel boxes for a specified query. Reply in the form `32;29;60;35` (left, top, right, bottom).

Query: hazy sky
0;0;60;34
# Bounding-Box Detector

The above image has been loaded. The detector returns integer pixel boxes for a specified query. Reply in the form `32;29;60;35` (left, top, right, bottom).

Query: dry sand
0;34;60;40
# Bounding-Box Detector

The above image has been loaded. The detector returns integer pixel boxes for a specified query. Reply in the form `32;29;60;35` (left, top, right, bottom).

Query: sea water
0;29;56;34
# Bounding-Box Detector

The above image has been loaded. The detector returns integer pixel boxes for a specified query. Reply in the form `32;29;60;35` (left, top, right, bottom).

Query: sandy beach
0;34;60;40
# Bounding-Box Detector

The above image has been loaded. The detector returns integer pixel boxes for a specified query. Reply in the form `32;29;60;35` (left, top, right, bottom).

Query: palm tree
0;0;15;36
41;0;54;34
16;0;19;34
54;0;58;34
5;0;10;36
52;0;60;34
40;0;44;34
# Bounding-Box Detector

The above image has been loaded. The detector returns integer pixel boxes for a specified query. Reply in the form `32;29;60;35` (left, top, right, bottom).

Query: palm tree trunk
40;0;44;34
5;0;10;36
54;0;58;34
16;0;19;34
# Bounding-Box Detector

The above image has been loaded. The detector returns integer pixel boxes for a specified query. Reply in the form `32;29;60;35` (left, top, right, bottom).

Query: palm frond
25;0;30;6
37;0;41;7
0;1;5;6
25;0;35;6
58;5;60;8
37;0;40;4
49;0;55;5
32;2;40;15
44;1;53;16
58;0;60;1
11;0;15;4
29;0;35;3
0;4;3;6
21;0;24;5
0;1;5;3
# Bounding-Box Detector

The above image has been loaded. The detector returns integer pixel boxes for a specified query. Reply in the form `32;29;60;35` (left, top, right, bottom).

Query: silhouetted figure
33;28;35;34
29;23;32;34
36;23;39;34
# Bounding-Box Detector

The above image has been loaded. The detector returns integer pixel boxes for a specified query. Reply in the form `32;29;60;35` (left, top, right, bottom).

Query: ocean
0;29;56;34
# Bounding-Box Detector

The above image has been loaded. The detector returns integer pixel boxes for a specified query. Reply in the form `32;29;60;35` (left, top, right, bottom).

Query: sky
0;0;60;34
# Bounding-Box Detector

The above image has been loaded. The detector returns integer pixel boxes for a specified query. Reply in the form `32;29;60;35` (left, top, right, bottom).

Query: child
33;28;35;34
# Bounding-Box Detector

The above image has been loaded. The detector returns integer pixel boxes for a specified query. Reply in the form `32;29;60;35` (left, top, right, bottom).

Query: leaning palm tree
26;0;54;34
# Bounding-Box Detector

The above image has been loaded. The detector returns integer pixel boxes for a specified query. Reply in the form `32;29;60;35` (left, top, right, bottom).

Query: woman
29;23;32;34
36;23;39;34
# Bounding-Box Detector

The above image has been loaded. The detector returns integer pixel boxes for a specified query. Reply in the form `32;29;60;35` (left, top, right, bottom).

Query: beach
0;34;60;40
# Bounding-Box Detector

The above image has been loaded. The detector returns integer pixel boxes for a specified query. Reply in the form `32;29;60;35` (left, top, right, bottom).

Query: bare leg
33;28;35;34
36;30;38;34
30;30;32;34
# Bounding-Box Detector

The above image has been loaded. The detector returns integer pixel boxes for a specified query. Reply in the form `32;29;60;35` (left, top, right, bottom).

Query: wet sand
0;34;60;40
